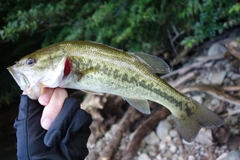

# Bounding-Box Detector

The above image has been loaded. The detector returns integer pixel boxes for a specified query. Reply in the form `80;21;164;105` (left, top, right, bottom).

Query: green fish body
8;41;224;142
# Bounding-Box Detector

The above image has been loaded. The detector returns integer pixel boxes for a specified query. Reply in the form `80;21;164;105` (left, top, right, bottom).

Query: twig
220;109;240;118
161;54;224;80
223;86;240;91
167;28;177;54
161;61;204;79
122;107;171;160
171;47;191;66
170;22;185;42
98;107;138;160
195;55;224;62
176;128;187;160
168;71;196;88
180;85;240;106
208;146;214;160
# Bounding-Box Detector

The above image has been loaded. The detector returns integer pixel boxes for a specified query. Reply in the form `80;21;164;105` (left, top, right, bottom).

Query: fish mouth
7;66;30;90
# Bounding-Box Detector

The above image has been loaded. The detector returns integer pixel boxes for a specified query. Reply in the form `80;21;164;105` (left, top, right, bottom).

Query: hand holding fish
38;88;68;130
8;41;224;142
15;88;91;159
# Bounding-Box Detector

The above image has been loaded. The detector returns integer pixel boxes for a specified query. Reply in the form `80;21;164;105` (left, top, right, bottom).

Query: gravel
156;119;172;140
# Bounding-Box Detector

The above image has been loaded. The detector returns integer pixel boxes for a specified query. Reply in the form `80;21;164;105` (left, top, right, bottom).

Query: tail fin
172;99;224;142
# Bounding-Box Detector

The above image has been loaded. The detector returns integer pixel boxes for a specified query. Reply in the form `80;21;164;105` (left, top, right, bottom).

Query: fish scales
64;42;187;112
8;40;224;142
38;41;191;117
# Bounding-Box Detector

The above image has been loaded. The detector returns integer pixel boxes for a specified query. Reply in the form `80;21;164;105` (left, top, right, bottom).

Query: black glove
14;95;92;160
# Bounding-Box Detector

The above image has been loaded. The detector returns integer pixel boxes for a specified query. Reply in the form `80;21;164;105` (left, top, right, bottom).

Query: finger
41;88;68;130
38;88;54;106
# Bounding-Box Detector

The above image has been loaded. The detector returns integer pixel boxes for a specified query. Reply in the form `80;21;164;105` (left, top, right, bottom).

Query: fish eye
26;58;36;66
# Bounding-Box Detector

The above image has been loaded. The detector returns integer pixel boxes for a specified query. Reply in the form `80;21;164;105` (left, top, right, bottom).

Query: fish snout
7;65;30;90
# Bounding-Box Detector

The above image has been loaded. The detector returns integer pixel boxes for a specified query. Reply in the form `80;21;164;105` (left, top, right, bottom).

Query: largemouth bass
8;41;223;142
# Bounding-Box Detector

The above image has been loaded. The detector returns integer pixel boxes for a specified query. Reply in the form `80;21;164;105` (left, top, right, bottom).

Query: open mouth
7;66;30;90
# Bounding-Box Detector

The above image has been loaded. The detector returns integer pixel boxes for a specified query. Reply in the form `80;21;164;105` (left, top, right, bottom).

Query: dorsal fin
130;52;170;74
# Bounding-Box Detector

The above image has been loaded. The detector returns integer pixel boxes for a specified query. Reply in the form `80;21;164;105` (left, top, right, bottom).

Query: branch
221;109;240;118
122;107;171;160
180;85;240;106
223;86;240;91
161;55;224;79
168;71;196;88
161;61;204;79
97;107;138;160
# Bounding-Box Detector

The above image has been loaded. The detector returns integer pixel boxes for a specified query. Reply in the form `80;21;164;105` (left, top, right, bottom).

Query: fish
7;40;224;142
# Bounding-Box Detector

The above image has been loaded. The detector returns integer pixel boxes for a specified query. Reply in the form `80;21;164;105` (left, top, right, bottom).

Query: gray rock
138;141;147;152
146;145;158;157
156;120;172;140
159;142;167;151
202;152;209;158
221;150;240;160
165;151;173;159
149;151;157;157
208;43;227;56
226;116;238;125
192;95;203;104
138;153;151;160
221;145;228;150
169;129;178;138
217;153;228;160
172;154;182;160
230;128;239;134
164;135;172;142
144;131;159;145
169;144;177;153
231;73;240;80
208;71;227;85
195;129;213;145
95;139;106;150
172;154;179;160
227;71;233;78
129;132;134;140
194;145;200;150
156;154;162;160
188;155;195;160
211;98;220;106
104;131;112;141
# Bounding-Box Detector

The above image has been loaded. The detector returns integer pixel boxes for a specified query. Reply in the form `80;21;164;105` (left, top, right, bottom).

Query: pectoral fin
131;52;170;74
122;97;150;114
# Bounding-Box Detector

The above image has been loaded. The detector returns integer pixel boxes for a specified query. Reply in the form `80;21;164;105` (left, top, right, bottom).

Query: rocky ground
83;30;240;160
